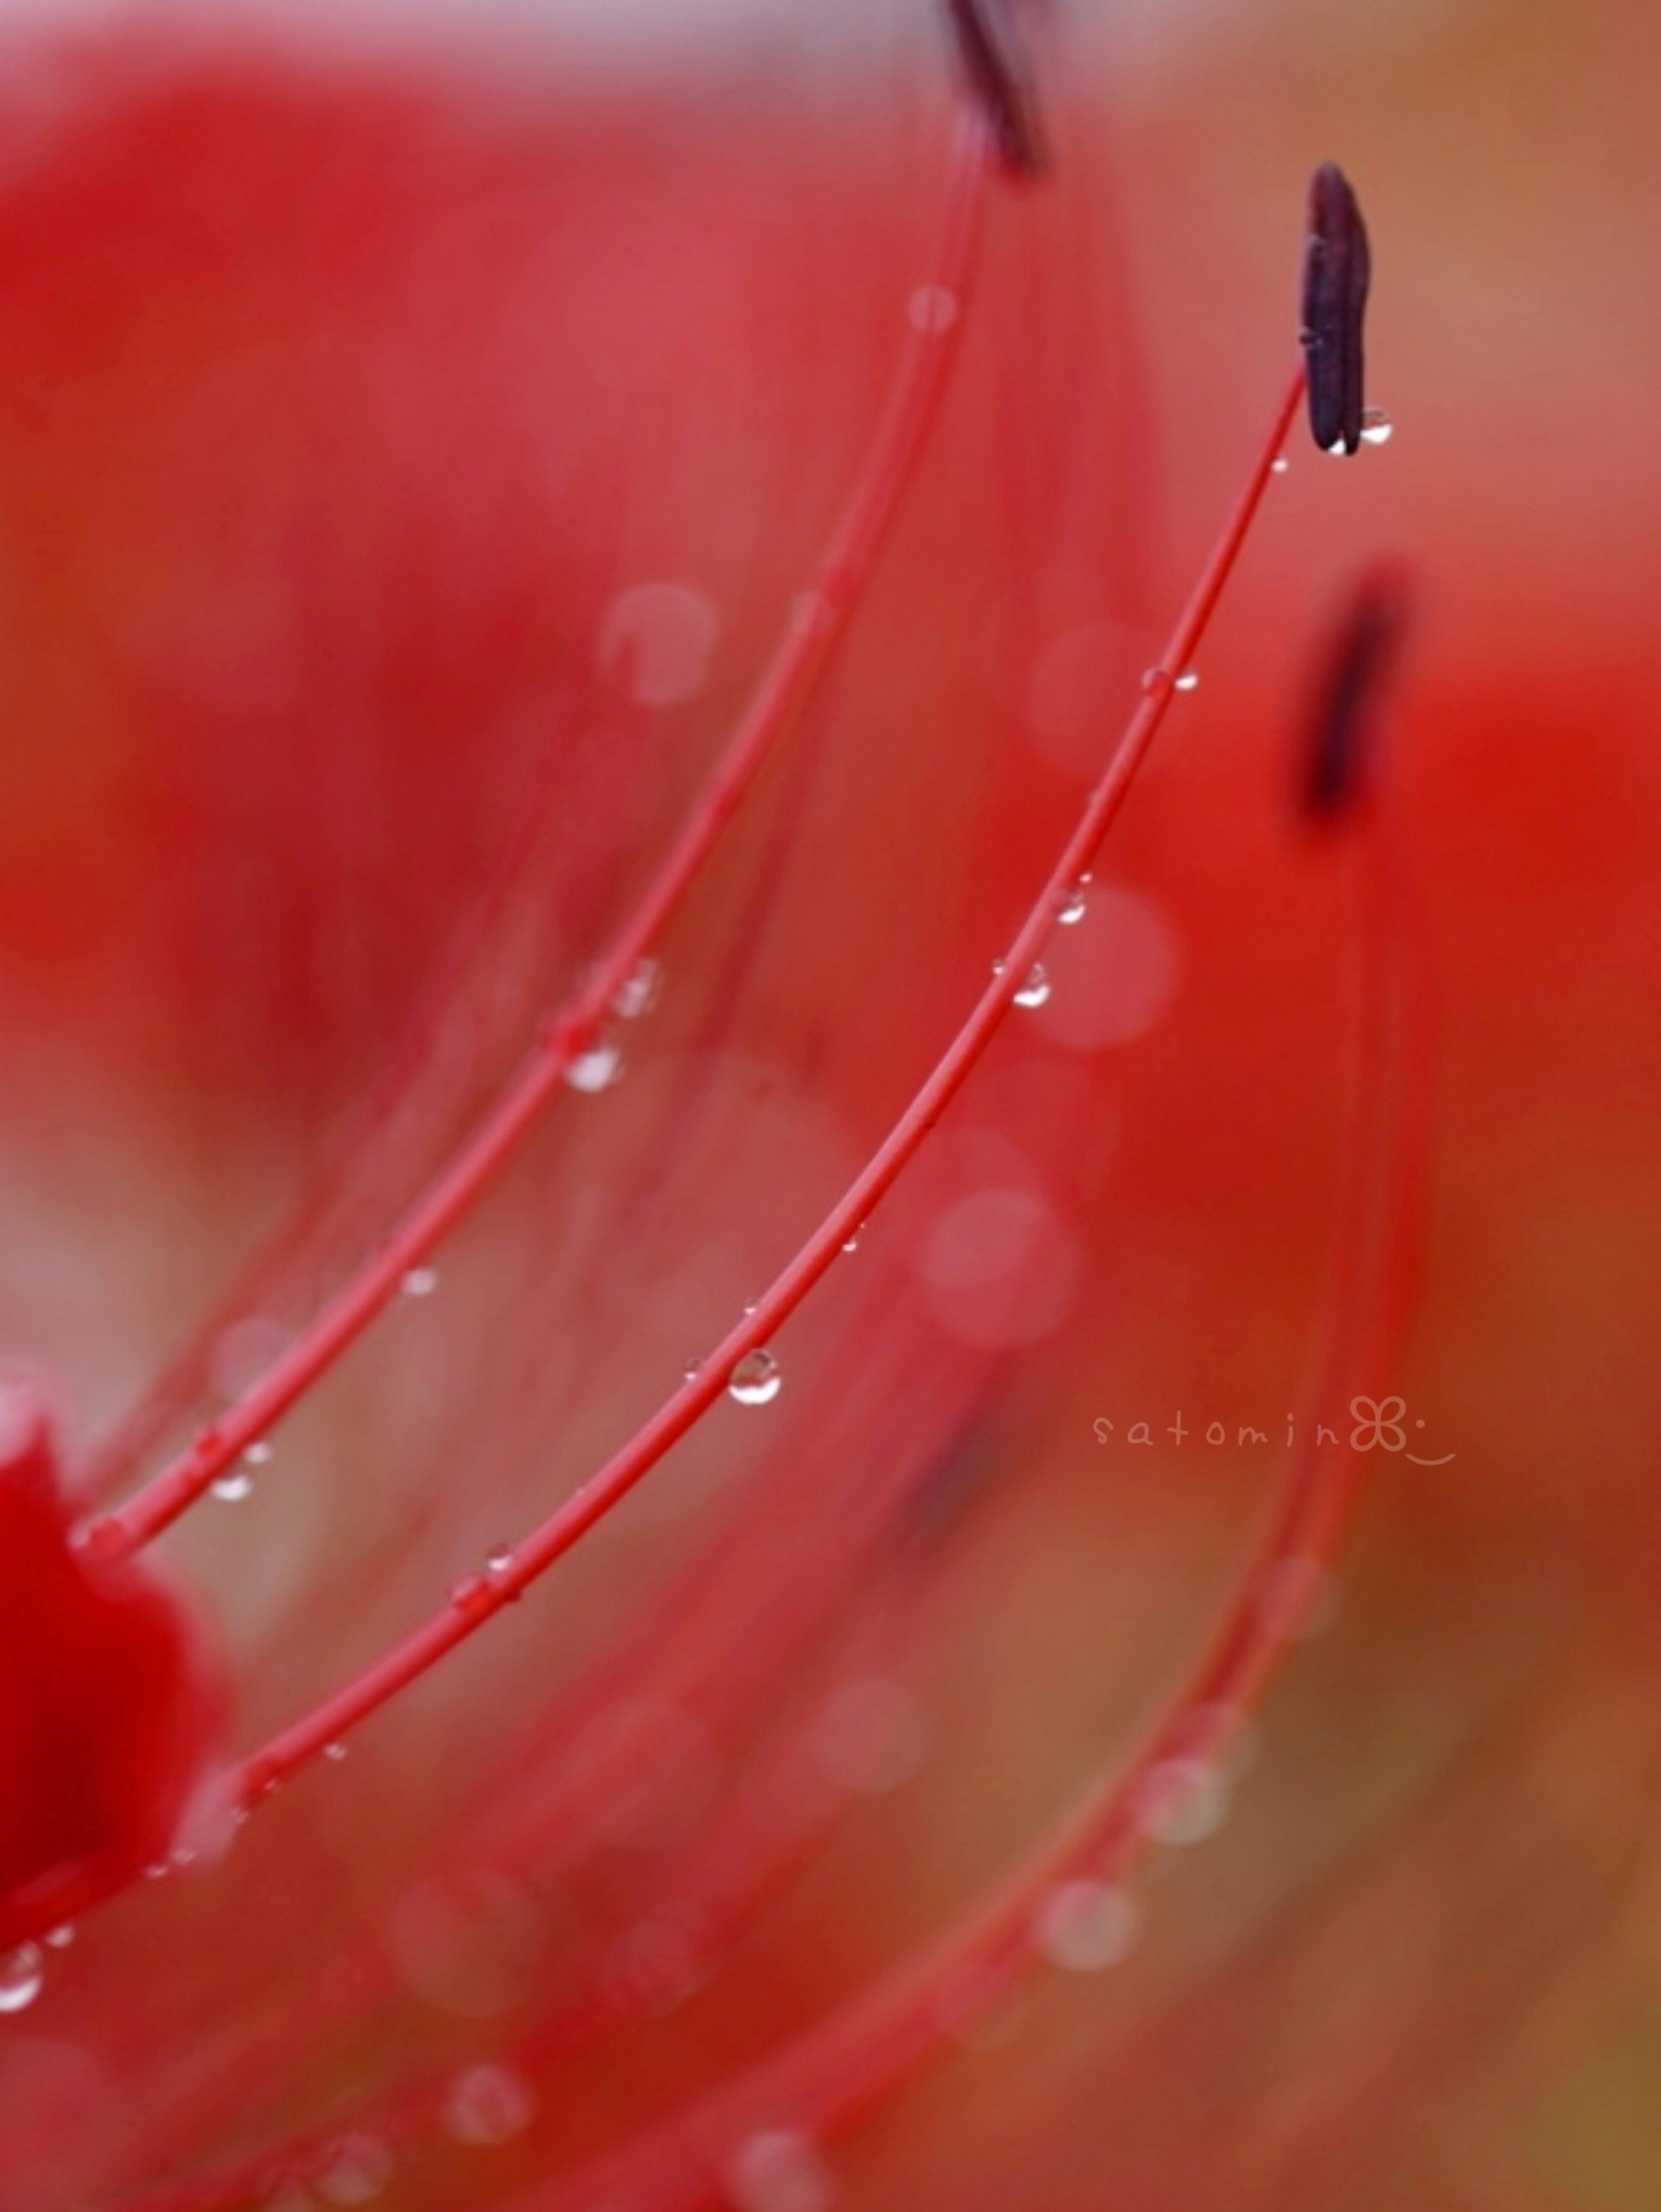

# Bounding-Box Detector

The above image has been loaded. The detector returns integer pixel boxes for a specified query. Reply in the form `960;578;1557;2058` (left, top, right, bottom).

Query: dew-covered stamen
84;115;994;1563
1302;161;1371;455
945;0;1048;178
221;367;1306;1807
1301;565;1414;823
62;204;1409;2211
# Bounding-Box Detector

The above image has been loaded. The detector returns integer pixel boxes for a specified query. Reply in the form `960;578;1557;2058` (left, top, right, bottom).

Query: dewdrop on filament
612;957;662;1019
564;1033;624;1093
1013;963;1051;1008
728;1348;782;1406
0;1943;44;2014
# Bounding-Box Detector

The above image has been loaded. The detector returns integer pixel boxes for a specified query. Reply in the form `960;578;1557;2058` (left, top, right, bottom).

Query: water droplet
245;1439;274;1466
484;1544;513;1577
1140;666;1169;695
840;1223;865;1254
401;1266;439;1299
323;1741;350;1763
741;1300;759;1318
1360;406;1394;445
142;1861;170;1880
1271;455;1290;475
0;1943;44;2014
683;1357;703;1382
907;282;959;334
1033;1880;1139;1973
444;2062;535;2148
613;957;662;1020
211;1469;255;1503
449;1575;494;1622
44;1924;74;1950
1013;963;1051;1009
1057;885;1088;926
1173;669;1200;693
728;1349;782;1407
726;2128;835;2212
1135;1757;1228;1846
564;1036;624;1094
315;2135;393;2204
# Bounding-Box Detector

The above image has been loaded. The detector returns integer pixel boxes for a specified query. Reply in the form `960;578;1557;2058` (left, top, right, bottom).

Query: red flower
0;4;1657;2208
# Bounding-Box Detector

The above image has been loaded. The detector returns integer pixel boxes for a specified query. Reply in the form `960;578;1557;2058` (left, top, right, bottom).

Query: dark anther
1301;566;1412;823
1301;162;1371;455
945;0;1048;178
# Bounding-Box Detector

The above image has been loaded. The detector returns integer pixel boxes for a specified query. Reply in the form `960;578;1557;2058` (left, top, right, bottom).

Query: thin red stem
87;111;993;1560
231;366;1306;1810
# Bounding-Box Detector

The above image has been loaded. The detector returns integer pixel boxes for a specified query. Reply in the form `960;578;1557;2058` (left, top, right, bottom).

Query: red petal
0;1384;224;1950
